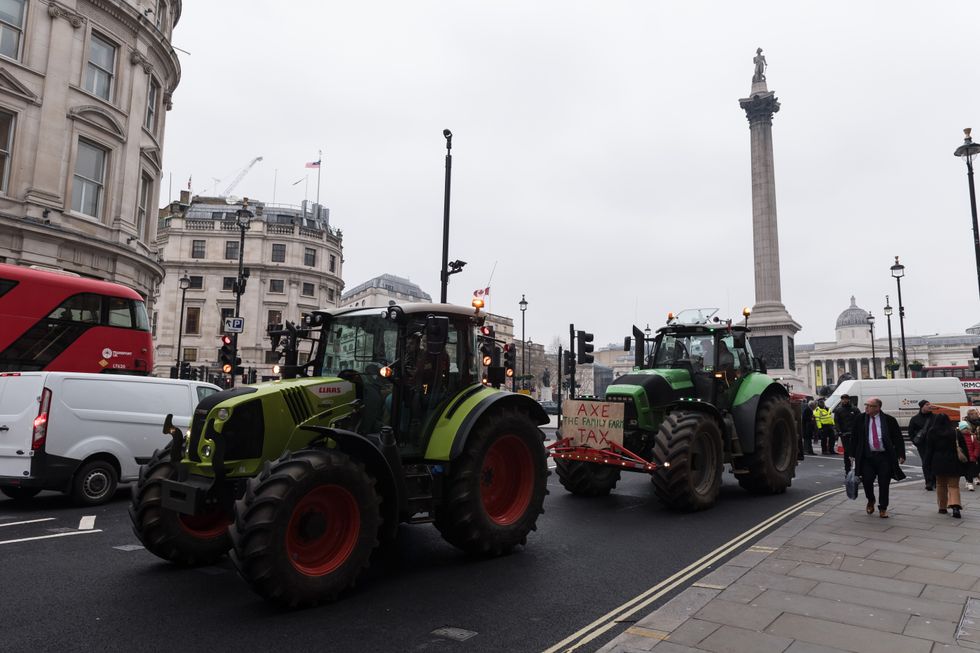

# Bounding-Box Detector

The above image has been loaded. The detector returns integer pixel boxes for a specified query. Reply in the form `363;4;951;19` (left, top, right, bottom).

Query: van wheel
1;487;41;501
71;460;118;506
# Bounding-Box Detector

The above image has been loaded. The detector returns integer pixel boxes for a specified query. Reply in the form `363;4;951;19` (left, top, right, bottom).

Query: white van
825;378;967;430
0;372;220;505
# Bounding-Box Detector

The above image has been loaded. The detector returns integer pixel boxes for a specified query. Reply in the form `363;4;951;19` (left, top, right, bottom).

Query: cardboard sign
561;400;625;449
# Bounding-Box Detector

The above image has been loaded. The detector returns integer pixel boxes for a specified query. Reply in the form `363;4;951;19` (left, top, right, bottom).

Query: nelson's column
738;49;802;389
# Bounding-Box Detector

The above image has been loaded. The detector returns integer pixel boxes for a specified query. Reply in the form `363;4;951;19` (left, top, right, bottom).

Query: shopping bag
835;437;845;455
845;470;859;500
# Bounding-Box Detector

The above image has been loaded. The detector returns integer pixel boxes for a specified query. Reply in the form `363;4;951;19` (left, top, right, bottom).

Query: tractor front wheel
737;396;798;494
651;410;723;511
555;460;621;497
231;449;381;608
128;444;232;566
436;409;547;556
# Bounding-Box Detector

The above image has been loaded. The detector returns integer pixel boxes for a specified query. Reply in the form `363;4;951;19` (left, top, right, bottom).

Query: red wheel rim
178;508;230;539
286;484;360;576
481;434;534;525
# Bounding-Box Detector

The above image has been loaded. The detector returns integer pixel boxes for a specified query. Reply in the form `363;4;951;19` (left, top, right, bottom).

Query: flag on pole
473;287;490;297
305;160;321;169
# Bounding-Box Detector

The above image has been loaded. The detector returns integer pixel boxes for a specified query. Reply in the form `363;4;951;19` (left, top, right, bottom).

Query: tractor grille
217;400;265;460
280;387;312;424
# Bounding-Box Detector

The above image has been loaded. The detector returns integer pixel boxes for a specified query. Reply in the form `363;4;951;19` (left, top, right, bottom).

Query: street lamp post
890;256;908;378
867;313;877;379
527;338;533;394
883;296;895;378
175;271;190;377
231;199;253;388
440;129;452;303
954;128;980;302
519;294;528;391
644;323;652;363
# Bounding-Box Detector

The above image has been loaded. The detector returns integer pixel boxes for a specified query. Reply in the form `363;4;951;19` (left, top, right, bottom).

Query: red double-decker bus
0;263;153;374
911;365;980;404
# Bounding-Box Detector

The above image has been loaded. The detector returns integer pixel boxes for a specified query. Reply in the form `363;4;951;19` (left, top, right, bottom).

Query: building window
185;306;201;335
329;254;336;273
327;288;335;302
219;307;234;332
264;350;280;364
301;282;315;297
271;243;286;262
145;78;160;132
304;247;316;267
72;139;107;218
191;240;206;258
137;172;152;241
182;347;197;363
154;1;167;31
222;276;235;291
188;275;203;290
267;310;282;327
0;109;14;193
269;279;284;294
224;240;239;260
85;33;116;101
0;0;25;61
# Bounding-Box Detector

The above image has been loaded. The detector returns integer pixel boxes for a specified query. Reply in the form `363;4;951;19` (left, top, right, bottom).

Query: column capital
739;91;780;123
47;2;85;29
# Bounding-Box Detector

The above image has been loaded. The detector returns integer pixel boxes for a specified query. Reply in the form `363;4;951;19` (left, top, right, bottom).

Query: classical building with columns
0;0;181;302
794;297;980;394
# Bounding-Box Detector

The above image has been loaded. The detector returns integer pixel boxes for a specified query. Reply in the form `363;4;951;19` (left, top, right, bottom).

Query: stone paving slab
868;549;964;573
693;599;782;631
838;555;905;578
697;623;793;653
765;612;932;653
751;588;911;633
808;581;965;620
788;562;925;595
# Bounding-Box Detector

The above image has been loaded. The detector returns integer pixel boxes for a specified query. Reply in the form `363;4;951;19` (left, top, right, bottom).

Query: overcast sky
162;1;980;351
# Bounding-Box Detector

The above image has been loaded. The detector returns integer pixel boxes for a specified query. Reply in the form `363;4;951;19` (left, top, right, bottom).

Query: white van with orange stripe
825;377;967;431
0;372;219;505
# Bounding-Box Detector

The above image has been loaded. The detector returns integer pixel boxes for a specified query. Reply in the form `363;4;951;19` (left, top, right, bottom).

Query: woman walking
925;420;970;518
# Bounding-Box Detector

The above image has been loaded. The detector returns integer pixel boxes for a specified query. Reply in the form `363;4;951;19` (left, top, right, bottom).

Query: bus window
107;297;133;328
48;293;100;323
0;278;16;298
132;300;150;331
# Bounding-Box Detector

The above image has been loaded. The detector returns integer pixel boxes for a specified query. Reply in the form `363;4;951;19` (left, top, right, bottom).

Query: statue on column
752;48;767;82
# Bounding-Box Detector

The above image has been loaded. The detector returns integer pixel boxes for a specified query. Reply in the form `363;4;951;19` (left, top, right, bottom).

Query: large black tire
230;449;382;608
71;459;118;506
1;487;41;501
555;459;621;497
435;409;548;556
651;410;723;511
129;445;232;566
737;396;798;494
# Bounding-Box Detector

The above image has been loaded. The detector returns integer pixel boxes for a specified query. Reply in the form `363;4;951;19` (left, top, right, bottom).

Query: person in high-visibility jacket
813;398;836;455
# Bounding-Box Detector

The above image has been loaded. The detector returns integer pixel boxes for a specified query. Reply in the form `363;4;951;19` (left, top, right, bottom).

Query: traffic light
503;343;516;377
248;367;258;384
563;350;575;376
479;325;496;367
576;330;594;364
219;335;235;374
973;346;980;371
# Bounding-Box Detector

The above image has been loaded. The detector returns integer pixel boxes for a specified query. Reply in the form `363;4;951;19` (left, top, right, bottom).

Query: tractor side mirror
732;332;746;349
623;336;632;352
754;356;767;374
424;315;450;354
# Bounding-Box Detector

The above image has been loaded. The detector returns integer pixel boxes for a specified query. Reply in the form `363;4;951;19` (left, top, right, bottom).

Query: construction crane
222;156;263;197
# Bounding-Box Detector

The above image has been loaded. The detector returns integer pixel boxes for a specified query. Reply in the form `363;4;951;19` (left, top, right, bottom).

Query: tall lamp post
867;313;877;379
890;256;908;378
883;296;895;378
231;200;253;388
527;338;533;393
954;128;980;302
175;271;190;377
439;129;453;303
519;294;528;390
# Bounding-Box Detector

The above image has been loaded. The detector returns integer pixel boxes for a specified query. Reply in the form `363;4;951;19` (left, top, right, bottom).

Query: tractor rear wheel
129;444;232;566
737;395;798;494
555;460;621;497
651;410;723;511
231;449;381;608
435;409;547;556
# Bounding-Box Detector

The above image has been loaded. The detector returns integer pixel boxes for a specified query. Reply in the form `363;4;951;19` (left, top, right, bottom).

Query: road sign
224;316;244;333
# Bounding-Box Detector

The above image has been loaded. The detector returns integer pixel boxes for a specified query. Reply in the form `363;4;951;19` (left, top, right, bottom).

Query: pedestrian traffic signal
503;343;516;377
576;330;594;364
219;335;235;374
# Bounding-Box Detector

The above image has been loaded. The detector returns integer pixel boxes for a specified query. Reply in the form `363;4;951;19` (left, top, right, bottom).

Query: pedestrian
925;418;969;518
833;394;860;473
814;398;835;455
847;396;906;518
801;399;816;455
908;400;937;491
961;413;980;491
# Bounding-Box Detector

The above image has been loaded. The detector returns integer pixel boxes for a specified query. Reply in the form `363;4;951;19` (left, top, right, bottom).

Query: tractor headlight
216;408;230;421
201;443;213;458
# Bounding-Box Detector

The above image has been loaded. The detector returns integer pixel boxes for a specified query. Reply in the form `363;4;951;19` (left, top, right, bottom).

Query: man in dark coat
847;396;906;518
833;394;861;474
801;400;816;455
908;399;936;490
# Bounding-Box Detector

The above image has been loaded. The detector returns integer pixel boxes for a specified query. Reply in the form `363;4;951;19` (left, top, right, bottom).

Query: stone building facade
0;0;181;301
153;193;343;379
340;273;431;308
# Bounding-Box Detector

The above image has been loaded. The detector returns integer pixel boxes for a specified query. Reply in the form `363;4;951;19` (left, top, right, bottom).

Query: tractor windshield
652;333;716;369
321;315;399;377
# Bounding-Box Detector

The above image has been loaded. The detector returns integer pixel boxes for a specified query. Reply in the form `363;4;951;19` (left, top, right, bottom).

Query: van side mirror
424;315;450;354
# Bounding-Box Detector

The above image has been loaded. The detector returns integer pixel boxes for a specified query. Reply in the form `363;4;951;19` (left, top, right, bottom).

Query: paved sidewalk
599;482;980;653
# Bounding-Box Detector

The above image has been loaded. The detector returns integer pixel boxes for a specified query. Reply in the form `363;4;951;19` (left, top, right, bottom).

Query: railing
160;215;343;241
186;220;215;231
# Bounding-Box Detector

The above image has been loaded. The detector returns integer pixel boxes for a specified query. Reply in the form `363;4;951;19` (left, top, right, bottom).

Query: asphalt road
0;443;925;653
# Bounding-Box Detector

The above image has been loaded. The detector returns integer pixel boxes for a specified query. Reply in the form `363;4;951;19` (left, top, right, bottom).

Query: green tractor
552;308;798;511
129;302;549;607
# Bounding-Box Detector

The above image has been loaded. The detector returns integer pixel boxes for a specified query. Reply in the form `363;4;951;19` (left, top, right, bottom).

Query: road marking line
0;529;102;545
0;518;56;528
543;487;843;653
113;544;144;552
78;515;96;530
